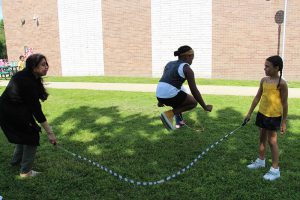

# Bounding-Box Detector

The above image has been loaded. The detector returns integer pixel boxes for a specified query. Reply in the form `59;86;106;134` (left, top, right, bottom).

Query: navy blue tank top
159;60;187;89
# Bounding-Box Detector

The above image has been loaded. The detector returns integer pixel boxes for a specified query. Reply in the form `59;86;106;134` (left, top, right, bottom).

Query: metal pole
277;24;281;55
282;0;288;61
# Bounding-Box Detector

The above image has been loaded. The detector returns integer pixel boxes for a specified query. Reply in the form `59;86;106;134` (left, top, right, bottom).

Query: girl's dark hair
266;55;283;88
24;53;49;101
174;45;192;57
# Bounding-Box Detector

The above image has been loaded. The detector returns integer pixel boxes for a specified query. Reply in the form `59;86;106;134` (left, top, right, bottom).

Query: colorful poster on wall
24;46;34;58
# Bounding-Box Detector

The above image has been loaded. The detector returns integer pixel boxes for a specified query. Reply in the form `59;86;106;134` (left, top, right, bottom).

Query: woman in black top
0;53;57;177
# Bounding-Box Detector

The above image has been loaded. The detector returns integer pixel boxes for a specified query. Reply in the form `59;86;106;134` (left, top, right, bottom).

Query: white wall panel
152;0;212;78
57;0;104;76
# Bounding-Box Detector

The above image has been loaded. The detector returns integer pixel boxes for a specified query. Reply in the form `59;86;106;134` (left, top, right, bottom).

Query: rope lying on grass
56;120;248;186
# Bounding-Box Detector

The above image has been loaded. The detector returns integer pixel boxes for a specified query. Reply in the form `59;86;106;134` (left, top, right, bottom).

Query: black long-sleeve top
1;70;46;123
0;70;47;145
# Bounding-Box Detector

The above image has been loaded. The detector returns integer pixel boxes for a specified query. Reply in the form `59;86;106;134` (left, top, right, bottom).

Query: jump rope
54;106;250;186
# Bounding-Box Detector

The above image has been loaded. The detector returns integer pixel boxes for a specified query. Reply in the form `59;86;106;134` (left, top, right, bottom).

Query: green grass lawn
0;88;299;200
43;76;300;88
2;76;300;88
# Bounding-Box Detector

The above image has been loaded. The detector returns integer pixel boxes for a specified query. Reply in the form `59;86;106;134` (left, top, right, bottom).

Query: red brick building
2;0;300;80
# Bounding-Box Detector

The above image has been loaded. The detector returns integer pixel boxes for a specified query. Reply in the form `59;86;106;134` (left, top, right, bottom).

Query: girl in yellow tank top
244;55;288;181
258;79;283;117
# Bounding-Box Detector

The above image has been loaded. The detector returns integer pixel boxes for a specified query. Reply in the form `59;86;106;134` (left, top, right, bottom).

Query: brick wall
2;0;61;76
212;0;300;81
101;0;152;77
2;1;299;80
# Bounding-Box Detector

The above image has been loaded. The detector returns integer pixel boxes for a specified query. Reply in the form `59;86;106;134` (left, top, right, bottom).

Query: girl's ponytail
266;55;283;89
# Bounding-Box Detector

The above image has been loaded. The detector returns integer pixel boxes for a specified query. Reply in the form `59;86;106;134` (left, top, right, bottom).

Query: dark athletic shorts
255;112;282;131
157;91;187;109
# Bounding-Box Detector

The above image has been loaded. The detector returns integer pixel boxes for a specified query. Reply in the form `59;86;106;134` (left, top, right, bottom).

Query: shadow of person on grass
37;90;300;185
47;104;257;179
1;96;300;199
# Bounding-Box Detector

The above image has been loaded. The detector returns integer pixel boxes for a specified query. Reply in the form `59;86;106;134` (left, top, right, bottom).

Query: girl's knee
191;101;197;108
268;137;277;147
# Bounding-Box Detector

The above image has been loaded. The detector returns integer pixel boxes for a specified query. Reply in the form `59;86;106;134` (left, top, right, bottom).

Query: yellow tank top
18;61;25;71
258;81;282;117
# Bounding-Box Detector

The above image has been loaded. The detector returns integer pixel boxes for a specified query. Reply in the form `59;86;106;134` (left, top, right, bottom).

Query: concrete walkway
1;80;300;98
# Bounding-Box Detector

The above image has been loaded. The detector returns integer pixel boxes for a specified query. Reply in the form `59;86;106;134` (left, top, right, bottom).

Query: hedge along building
2;0;300;80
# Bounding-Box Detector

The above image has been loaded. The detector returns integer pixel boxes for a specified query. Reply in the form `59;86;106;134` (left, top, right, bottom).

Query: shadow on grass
48;104;259;179
1;99;300;199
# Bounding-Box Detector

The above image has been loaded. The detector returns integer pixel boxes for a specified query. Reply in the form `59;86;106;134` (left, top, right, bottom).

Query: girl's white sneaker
247;158;265;169
263;167;280;181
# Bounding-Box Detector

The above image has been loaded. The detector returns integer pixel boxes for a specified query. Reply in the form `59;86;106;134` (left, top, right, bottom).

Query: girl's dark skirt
255;112;282;131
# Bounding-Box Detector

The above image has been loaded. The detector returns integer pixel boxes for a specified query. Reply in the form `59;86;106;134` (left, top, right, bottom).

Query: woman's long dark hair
266;55;283;88
24;54;49;101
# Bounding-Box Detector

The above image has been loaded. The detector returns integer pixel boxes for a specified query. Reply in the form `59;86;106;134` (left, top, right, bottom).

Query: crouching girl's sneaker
175;113;185;129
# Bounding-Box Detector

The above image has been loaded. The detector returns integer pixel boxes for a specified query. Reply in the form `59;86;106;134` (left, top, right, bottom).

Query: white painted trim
57;0;104;76
151;0;212;78
282;0;288;62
